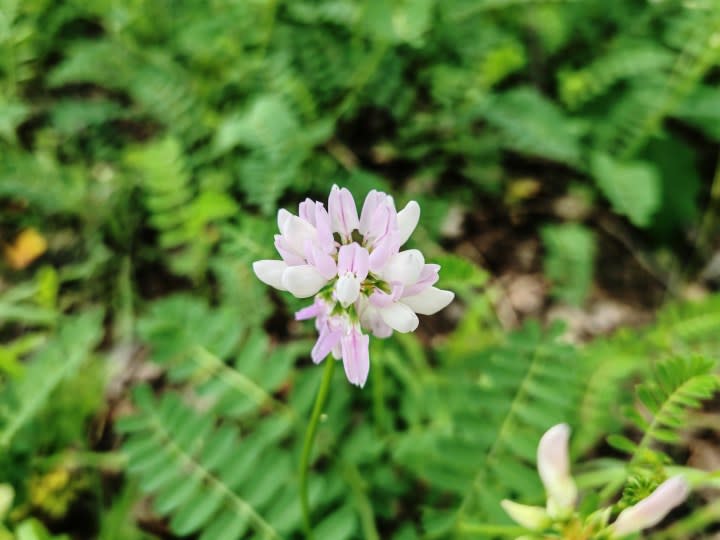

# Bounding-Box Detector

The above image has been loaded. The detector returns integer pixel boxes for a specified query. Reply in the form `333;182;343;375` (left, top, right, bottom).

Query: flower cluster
253;186;454;388
502;424;690;539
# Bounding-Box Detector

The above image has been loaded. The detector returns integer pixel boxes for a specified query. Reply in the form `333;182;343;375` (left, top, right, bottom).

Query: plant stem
299;358;336;540
457;521;527;536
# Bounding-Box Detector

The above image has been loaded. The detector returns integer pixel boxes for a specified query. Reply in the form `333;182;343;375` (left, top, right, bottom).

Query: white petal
281;215;317;256
501;500;549;530
537;423;577;516
397;201;420;246
335;274;361;307
281;265;328;298
277;208;292;231
401;287;454;315
252;260;288;290
380;302;419;333
381;249;425;285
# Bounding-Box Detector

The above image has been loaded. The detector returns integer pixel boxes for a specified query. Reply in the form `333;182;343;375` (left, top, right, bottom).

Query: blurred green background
1;0;720;539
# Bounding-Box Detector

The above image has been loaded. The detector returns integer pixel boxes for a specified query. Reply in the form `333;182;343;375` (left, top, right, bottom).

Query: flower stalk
299;357;336;540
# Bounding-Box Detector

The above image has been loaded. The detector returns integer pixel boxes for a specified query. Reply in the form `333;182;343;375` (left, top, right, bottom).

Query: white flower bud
537;423;577;516
501;500;549;530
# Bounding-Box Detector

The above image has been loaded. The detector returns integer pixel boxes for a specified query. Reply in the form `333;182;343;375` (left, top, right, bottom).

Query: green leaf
590;152;661;227
541;223;595;306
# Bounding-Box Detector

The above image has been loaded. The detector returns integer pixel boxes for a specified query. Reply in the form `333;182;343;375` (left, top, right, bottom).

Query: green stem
299;358;336;540
456;521;527;536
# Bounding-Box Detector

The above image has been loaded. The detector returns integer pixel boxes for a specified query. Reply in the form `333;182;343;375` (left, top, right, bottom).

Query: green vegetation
1;0;720;538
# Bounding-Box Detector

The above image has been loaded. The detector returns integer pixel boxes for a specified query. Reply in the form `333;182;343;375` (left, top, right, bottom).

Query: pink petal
369;283;404;308
281;215;317;258
298;198;316;225
368;237;396;273
314;204;335;254
308;244;337;280
612;477;689;536
274;235;305;266
402;264;440;297
340;328;370;387
328;185;359;237
312;327;343;364
337;243;369;279
295;300;323;321
359;190;382;236
358;301;394;338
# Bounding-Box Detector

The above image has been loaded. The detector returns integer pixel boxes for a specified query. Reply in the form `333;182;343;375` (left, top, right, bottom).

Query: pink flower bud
612;476;689;537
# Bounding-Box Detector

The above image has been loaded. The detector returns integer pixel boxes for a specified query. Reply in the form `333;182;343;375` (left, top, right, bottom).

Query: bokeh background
1;0;720;539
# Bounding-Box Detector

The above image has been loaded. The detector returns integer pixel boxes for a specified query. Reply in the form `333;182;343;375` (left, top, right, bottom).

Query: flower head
501;424;690;540
253;185;454;387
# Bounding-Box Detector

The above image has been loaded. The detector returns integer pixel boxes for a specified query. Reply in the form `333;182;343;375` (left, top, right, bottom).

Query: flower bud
501;500;549;530
537;423;577;516
612;476;689;537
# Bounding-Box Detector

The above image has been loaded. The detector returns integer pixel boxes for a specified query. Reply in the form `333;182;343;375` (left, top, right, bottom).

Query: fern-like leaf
0;310;103;447
118;386;286;540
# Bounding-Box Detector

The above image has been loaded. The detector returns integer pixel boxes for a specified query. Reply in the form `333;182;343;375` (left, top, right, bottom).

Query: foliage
1;0;720;538
541;223;596;305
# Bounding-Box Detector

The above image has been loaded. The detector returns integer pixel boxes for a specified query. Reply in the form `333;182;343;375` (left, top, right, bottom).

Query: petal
359;190;382;236
311;327;343;364
537;423;577;516
353;245;370;280
328;185;359;237
298;199;316;225
335;274;361;307
314;204;335;253
358;301;394;338
252;260;288;290
370;283;404;308
368;237;396;273
274;235;306;265
397;200;420;246
500;500;549;530
310;244;337;280
341;329;370;387
401;287;454;315
402;264;440;297
380;302;419;333
337;243;355;274
281;215;317;257
281;265;328;298
296;300;323;321
277;208;293;231
612;477;689;537
381;249;425;285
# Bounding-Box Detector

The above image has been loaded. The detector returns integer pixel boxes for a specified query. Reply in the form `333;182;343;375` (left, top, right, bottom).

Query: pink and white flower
501;424;690;539
253;185;454;388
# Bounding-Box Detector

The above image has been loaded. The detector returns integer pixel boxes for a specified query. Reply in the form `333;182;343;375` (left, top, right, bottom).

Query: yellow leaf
4;228;47;270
